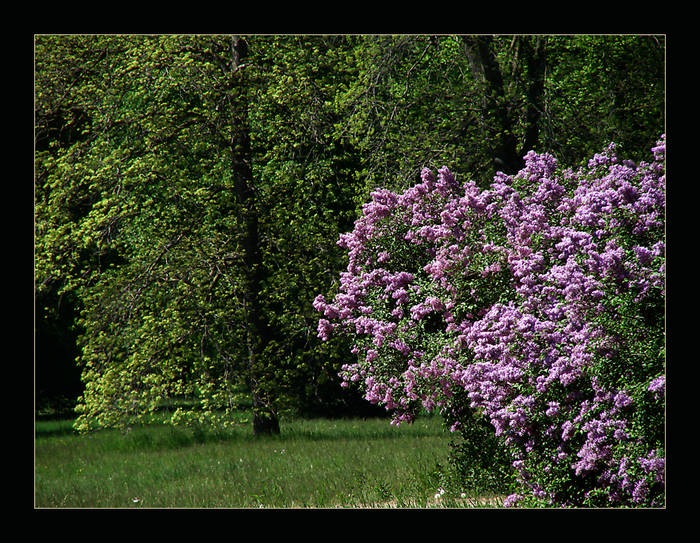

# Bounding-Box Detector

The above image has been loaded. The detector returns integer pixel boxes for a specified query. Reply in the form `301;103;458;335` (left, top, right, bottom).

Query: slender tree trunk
520;36;547;157
462;35;547;176
229;35;280;436
464;35;521;175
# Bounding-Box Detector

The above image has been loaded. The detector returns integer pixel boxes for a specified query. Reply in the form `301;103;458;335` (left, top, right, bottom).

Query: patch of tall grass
36;415;502;508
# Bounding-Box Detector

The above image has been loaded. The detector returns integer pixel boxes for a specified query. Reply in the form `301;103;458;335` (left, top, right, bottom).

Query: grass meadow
35;414;505;508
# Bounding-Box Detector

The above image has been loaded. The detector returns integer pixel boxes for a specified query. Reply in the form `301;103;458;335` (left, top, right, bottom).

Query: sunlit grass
35;415;503;508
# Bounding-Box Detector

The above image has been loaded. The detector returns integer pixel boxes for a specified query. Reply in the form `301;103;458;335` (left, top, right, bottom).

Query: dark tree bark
520;36;547;159
229;35;280;436
472;35;521;175
462;35;547;176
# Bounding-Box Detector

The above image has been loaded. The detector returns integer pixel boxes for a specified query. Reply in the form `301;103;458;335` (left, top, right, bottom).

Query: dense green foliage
35;36;370;431
35;35;664;444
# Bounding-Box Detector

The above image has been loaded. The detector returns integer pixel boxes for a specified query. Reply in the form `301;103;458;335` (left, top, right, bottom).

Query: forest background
34;34;665;437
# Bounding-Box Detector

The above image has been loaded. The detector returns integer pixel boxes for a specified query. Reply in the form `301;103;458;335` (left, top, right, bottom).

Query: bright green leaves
36;35;371;431
36;34;665;433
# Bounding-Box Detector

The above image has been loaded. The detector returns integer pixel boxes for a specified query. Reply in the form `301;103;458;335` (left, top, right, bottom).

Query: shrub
314;136;665;507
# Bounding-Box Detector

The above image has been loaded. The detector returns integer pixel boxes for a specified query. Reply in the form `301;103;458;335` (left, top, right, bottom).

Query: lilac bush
314;136;665;507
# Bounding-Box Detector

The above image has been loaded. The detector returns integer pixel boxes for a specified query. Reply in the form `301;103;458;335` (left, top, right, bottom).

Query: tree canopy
34;34;665;435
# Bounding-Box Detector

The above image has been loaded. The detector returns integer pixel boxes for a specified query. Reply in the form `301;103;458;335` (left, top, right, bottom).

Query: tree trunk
229;35;280;436
464;35;522;175
520;36;547;158
462;35;547;176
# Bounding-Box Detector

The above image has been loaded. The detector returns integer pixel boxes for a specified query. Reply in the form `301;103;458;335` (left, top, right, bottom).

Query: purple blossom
647;375;665;400
315;137;665;507
503;494;522;508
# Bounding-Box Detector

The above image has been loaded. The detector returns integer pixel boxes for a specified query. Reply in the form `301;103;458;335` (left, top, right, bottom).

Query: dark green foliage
445;406;515;495
541;35;665;166
35;289;83;416
35;34;664;445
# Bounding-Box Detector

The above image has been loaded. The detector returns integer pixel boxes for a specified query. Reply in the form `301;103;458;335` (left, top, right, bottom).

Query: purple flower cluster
315;137;665;507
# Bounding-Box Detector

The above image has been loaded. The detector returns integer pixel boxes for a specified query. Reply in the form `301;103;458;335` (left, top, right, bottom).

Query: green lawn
35;415;503;508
